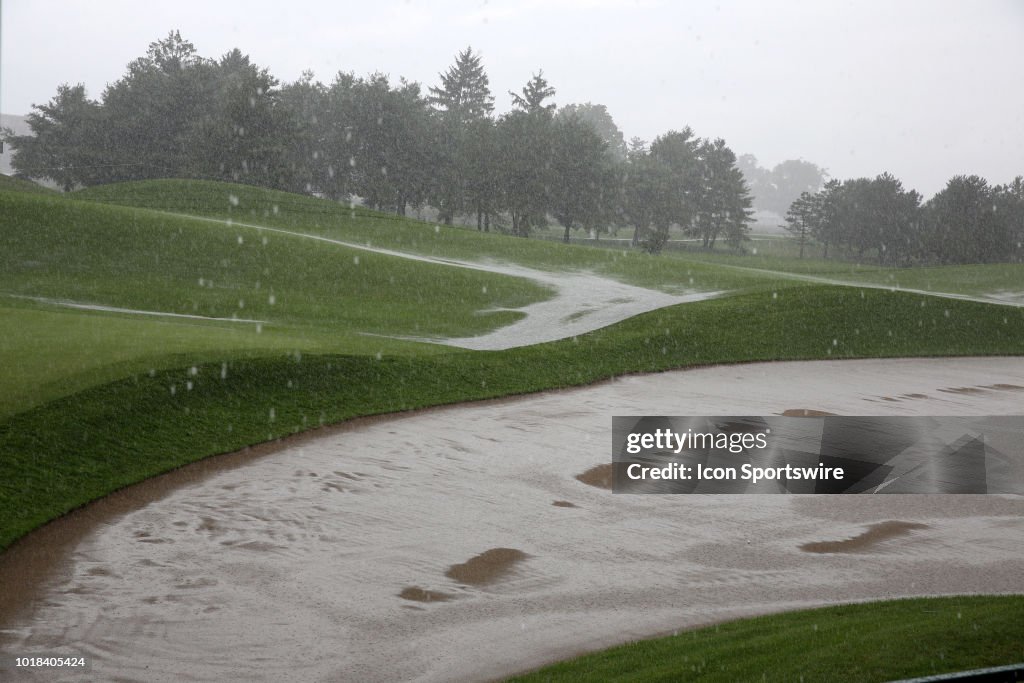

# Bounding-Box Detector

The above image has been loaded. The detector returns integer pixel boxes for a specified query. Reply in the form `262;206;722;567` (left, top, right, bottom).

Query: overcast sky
2;0;1022;197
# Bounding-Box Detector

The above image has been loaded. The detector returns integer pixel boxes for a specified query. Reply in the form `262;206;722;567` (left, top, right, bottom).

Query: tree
549;114;612;242
8;84;107;190
783;191;816;258
621;151;675;252
496;72;558;237
691;138;754;249
924;175;1006;264
650;128;700;236
276;71;329;195
993;176;1024;262
557;103;627;161
428;48;495;225
428;47;494;125
509;71;556;115
100;31;217;181
190;48;283;186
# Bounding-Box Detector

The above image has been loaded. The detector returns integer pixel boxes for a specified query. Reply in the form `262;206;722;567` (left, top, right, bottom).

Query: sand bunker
1;357;1022;682
800;521;930;554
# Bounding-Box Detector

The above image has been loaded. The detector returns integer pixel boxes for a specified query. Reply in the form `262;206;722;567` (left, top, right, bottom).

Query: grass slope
74;179;786;293
0;173;58;195
0;189;550;417
508;596;1024;682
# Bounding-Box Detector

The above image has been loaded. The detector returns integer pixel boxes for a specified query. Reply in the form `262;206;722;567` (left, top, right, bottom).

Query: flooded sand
1;357;1023;682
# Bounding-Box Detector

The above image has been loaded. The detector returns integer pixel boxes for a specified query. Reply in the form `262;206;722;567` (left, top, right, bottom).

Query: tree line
4;31;754;252
784;173;1024;265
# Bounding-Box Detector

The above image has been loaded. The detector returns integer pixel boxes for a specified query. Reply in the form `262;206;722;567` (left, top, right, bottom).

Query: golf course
1;177;1023;681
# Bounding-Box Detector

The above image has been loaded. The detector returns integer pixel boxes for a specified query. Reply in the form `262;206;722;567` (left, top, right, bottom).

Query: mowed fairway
1;178;1023;681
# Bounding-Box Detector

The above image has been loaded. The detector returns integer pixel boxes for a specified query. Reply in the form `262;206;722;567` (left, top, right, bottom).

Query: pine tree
428;47;494;126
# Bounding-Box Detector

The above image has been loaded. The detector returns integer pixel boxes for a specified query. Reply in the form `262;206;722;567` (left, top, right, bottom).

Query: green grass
507;596;1024;682
76;179;1024;299
0;189;549;416
73;179;784;293
2;285;1022;550
0;173;58;195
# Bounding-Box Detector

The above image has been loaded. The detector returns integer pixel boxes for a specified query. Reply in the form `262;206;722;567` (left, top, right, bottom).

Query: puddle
399;586;456;603
445;548;529;586
799;521;930;554
576;464;613;489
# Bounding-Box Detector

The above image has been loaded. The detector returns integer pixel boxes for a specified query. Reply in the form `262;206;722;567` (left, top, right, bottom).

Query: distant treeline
784;174;1024;265
7;32;1021;264
4;31;754;252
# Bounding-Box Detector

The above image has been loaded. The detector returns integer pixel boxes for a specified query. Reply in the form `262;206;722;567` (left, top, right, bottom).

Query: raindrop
944;309;950;318
221;363;228;379
832;339;838;346
170;385;176;395
229;194;239;207
198;277;205;286
272;205;279;215
375;351;382;360
268;294;276;305
482;285;488;294
238;299;245;309
772;291;778;299
237;235;244;245
262;236;268;246
256;323;263;333
434;225;440;233
269;407;276;422
190;366;198;376
353;256;360;265
186;381;193;391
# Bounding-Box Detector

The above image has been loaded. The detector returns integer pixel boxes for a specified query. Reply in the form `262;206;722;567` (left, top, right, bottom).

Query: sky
2;0;1022;198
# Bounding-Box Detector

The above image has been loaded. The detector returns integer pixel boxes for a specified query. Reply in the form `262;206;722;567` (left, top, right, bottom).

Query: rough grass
507;596;1024;682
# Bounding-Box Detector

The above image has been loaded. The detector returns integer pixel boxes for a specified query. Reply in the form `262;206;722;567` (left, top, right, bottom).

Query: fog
2;0;1022;198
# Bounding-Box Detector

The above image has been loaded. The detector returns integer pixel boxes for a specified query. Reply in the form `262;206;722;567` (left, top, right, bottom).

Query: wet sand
1;357;1023;682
